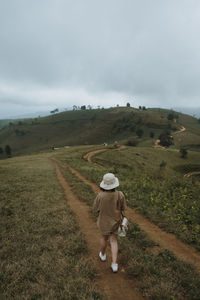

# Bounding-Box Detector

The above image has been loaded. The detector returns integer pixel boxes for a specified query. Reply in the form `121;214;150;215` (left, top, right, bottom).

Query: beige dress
93;190;126;235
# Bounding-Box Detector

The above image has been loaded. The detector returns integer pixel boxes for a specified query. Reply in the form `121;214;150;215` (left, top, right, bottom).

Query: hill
0;119;13;129
0;106;200;156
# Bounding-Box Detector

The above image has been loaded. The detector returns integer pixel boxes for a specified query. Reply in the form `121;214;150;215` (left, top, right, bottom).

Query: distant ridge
173;107;200;118
0;111;51;120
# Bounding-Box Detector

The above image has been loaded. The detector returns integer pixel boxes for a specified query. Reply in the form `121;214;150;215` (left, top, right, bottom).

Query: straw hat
100;173;119;190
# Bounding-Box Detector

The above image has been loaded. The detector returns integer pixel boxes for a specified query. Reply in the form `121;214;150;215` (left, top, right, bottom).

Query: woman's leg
100;235;109;255
109;234;118;264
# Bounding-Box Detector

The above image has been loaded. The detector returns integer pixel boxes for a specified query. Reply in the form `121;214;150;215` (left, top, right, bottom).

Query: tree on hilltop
50;108;59;114
5;145;12;157
167;113;174;121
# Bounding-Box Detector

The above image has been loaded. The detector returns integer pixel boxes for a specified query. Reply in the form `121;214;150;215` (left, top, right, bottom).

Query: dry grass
0;154;104;299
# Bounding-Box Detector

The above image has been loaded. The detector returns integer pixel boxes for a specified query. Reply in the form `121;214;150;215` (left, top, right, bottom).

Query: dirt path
83;149;108;163
64;161;200;273
153;139;165;149
83;146;126;163
174;125;186;134
51;159;143;300
153;125;186;149
184;171;200;178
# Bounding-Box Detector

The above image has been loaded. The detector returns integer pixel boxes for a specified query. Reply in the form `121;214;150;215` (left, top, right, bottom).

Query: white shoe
99;252;106;261
111;263;118;272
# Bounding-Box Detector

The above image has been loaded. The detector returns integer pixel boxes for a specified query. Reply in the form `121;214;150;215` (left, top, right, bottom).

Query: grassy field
54;151;200;299
54;145;200;251
1;145;200;299
0;154;104;299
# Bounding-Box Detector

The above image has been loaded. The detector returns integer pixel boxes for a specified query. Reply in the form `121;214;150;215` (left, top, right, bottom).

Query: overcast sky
0;0;200;118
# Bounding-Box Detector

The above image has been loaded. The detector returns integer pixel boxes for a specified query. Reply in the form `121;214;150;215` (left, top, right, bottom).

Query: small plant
160;160;167;170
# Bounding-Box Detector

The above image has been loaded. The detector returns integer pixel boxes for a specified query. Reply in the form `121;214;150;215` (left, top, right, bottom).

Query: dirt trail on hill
153;139;165;149
51;159;143;300
83;146;126;163
174;126;186;134
184;171;200;178
83;149;108;163
153;125;186;149
64;154;200;273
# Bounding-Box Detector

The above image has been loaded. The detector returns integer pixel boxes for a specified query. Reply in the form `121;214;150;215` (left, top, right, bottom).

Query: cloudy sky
0;0;200;118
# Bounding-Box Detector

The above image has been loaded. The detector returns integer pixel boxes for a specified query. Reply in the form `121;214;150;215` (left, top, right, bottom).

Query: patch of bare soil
51;159;143;300
64;153;200;273
184;171;200;178
153;139;165;149
174;126;186;134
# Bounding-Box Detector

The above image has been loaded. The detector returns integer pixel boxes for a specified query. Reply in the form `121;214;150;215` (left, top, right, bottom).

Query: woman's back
94;190;125;235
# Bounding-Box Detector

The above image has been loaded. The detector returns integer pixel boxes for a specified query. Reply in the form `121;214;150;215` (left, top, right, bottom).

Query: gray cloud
0;0;200;118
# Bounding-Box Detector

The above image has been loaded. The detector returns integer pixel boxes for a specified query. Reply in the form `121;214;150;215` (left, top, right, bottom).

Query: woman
93;173;126;273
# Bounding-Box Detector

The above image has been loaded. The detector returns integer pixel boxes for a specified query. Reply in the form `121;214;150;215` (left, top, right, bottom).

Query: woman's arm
93;194;100;212
119;191;126;211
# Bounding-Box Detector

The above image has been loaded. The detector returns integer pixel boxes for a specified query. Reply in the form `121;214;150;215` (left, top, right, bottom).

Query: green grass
119;223;200;299
54;152;200;299
54;145;200;251
0;154;104;299
94;148;200;250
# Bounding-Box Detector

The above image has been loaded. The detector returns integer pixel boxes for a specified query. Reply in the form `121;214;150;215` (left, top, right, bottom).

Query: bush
150;131;154;138
160;160;167;170
136;129;144;138
180;148;188;158
159;131;173;147
125;138;138;147
5;145;12;157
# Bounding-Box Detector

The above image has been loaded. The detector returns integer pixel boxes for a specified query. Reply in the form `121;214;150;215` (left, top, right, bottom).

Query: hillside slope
0;107;200;156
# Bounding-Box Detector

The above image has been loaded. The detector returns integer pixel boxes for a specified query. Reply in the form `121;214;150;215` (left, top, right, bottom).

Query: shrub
180;148;188;158
125;138;138;146
136;129;144;138
159;131;173;147
150;131;154;138
160;160;167;170
5;145;12;157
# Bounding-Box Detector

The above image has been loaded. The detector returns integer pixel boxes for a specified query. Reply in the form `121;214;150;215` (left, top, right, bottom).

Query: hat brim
100;177;119;190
